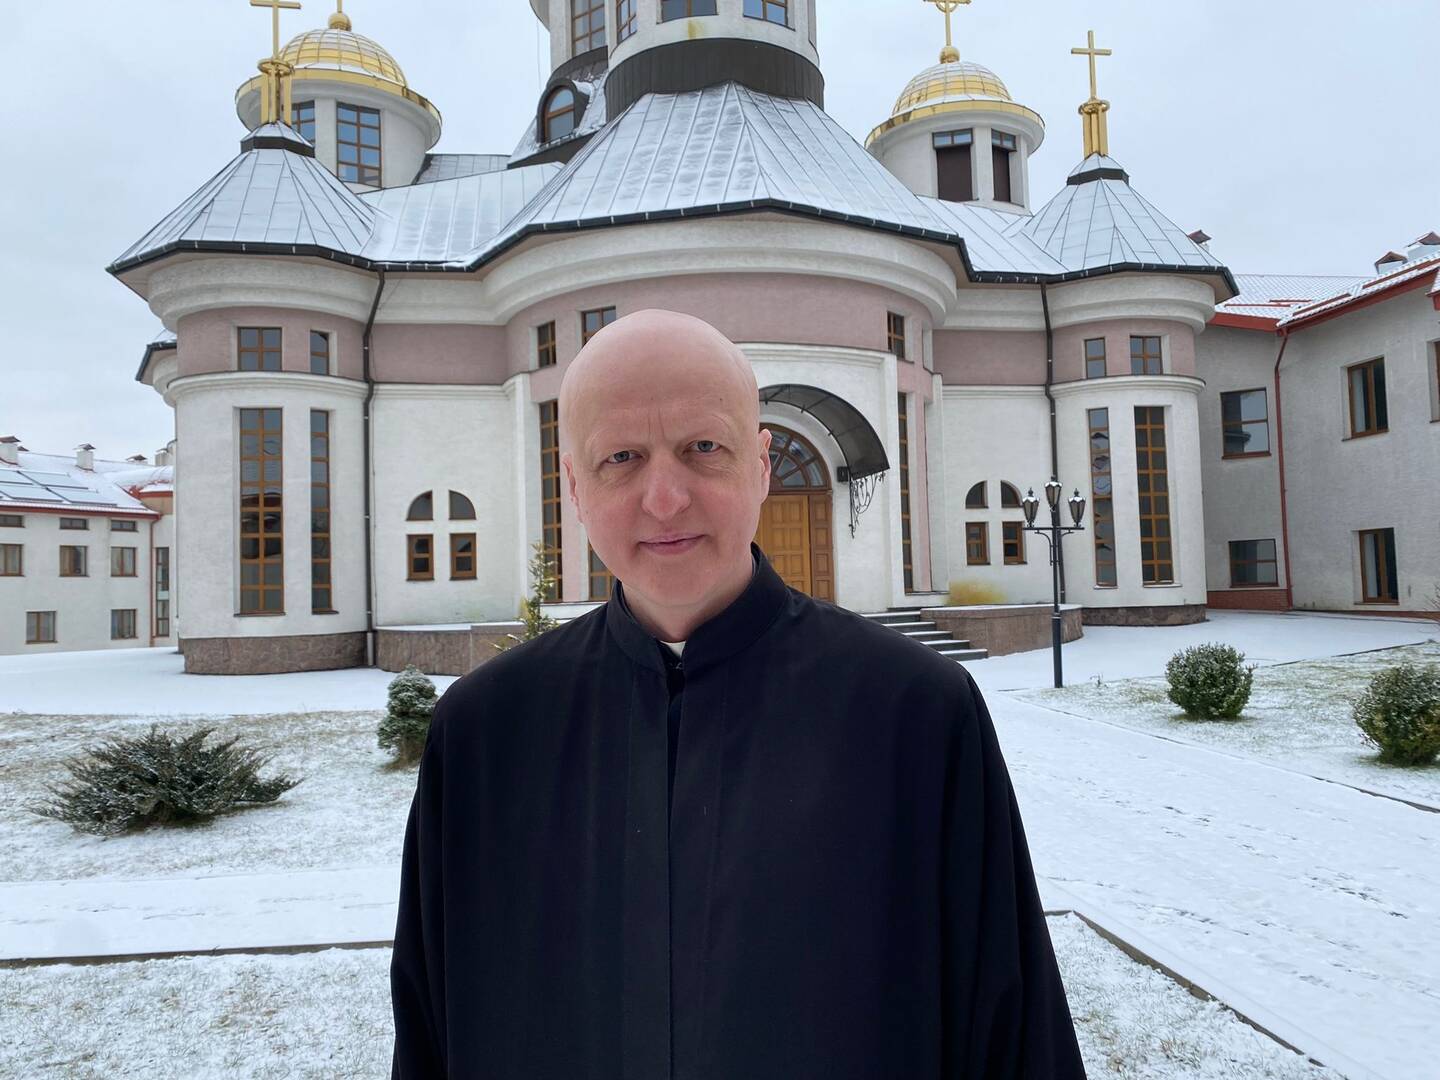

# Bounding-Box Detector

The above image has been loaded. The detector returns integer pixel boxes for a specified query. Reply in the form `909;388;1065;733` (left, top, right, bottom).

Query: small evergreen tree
30;725;300;836
494;540;561;652
1164;642;1255;720
378;665;438;764
1352;662;1440;766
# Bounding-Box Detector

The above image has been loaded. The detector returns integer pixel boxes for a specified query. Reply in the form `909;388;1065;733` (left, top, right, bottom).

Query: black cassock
391;542;1085;1079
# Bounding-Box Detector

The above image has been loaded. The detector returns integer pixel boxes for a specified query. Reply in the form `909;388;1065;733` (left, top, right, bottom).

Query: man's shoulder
791;592;977;688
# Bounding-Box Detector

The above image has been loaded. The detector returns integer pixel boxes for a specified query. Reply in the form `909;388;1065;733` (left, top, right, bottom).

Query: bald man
390;310;1086;1079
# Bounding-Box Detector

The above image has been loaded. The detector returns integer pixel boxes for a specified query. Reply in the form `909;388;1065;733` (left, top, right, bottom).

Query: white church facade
103;1;1437;674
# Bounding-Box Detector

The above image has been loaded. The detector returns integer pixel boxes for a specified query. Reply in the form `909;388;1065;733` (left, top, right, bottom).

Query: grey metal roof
412;153;512;185
917;198;1066;277
511;70;611;162
1217;273;1369;322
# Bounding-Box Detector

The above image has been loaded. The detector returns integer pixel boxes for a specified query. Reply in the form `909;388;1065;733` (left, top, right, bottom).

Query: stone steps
860;608;989;662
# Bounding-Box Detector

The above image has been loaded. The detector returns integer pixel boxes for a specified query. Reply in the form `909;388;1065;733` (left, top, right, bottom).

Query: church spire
922;0;972;65
1071;29;1113;158
328;0;350;31
249;0;302;125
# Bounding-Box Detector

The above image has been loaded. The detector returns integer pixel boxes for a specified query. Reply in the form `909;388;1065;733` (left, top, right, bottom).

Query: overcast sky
4;0;1436;461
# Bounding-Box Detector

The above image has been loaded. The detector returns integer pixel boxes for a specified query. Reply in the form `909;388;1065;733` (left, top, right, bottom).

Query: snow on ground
0;917;1338;1080
1016;640;1440;808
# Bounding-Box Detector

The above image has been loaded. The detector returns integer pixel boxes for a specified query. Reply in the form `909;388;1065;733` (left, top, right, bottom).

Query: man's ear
562;452;584;525
757;427;773;490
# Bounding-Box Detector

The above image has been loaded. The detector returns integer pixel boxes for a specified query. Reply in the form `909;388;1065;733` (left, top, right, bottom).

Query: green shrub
1351;662;1440;766
31;725;300;836
379;665;438;764
1164;643;1255;719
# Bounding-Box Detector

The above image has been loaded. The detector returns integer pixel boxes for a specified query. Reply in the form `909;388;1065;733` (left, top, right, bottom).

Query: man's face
561;313;772;619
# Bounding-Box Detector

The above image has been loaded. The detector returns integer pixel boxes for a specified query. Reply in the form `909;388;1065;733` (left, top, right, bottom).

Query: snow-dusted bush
1351;662;1440;766
31;725;300;836
378;665;437;764
1164;643;1255;720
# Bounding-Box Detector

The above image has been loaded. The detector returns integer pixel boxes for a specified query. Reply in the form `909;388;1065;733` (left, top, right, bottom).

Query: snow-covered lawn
0;916;1337;1080
1015;640;1440;808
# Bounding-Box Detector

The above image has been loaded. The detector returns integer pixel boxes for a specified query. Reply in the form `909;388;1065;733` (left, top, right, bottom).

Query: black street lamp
1021;478;1087;688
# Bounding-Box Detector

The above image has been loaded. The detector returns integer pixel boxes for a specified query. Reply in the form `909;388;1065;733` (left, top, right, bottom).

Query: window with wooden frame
155;599;170;638
110;546;137;577
291;100;315;142
581;306;616;345
407;535;434;581
450;533;477;580
539;399;563;601
1130;335;1163;375
337;102;382;185
239;407;284;613
1084;338;1106;379
0;514;22;527
965;481;987;509
1002;521;1025;565
588;544;614;601
616;0;637;42
898;392;913;591
571;0;606;53
239;327;282;372
991;130;1017;203
1358;528;1398;603
933;129;974;202
887;312;907;360
26;611;55;644
1228;539;1278;587
743;0;788;26
0;543;20;576
542;86;577;143
449;491;476;520
111;519;138;532
1088;407;1117;587
1134;405;1174;584
111;609;137;641
310;331;331;375
155;547;171;638
663;0;718;19
407;492;434;521
965;522;989;565
1221;389;1270;457
311;410;333;613
536;321;557;368
1347;357;1388;437
1000;482;1022;509
59;517;87;530
59;545;87;577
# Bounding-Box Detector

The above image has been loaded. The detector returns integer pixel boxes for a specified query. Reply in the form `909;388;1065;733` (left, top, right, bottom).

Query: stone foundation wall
376;623;526;676
181;632;367;674
927;605;1084;657
1081;604;1208;627
1207;589;1289;611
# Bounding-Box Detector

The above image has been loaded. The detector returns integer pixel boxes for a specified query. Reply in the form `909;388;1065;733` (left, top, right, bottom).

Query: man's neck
622;550;757;644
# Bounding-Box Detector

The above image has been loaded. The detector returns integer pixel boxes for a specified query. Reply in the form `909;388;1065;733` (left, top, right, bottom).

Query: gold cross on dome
1071;29;1112;101
251;0;302;59
922;0;971;61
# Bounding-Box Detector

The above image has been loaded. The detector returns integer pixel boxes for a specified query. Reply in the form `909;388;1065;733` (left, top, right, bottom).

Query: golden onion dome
279;27;407;86
866;59;1042;149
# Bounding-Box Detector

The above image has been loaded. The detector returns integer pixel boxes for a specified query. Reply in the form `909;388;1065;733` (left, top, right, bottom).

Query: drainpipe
1272;329;1295;612
1040;282;1067;602
362;270;387;666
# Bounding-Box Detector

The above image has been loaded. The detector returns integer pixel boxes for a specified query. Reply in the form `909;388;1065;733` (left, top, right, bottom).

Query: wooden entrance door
755;494;811;593
752;426;834;600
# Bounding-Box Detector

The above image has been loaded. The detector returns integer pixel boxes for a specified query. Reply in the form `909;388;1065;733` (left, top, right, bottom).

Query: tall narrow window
290;100;315;142
965;522;989;566
311;410;333;613
571;0;606;53
407;535;434;581
991;130;1017;203
664;0;718;19
898;392;913;592
537;321;557;367
540;399;563;601
1229;539;1278;587
1358;528;1398;603
1002;521;1025;565
542;87;577;142
1347;358;1388;437
154;546;171;637
310;331;330;375
0;543;20;575
887;312;907;359
616;0;637;42
743;0;788;25
26;611;56;644
111;609;137;640
239;327;282;372
1134;405;1173;584
589;544;614;600
450;534;477;580
1221;389;1270;456
1130;335;1163;375
110;546;137;576
59;545;87;577
337;102;382;185
933;130;974;202
1088;407;1116;587
581;306;616;344
1084;338;1106;379
239;407;284;613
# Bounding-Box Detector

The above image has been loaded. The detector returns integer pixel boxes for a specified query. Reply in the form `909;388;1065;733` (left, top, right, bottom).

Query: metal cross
1071;29;1112;101
251;0;302;59
922;0;971;51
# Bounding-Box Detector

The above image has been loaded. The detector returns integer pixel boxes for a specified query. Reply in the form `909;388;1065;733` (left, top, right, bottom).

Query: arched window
449;490;476;520
1000;482;1022;509
767;429;827;489
406;491;433;521
965;481;987;509
542;87;577;143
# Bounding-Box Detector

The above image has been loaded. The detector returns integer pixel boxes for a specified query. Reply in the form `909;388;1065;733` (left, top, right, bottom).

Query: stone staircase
860;608;989;662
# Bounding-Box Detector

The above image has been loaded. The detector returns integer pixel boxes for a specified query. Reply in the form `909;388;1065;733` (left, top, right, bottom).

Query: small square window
1130;335;1163;375
60;545;88;577
581;307;617;345
240;327;282;372
111;608;138;640
26;610;56;644
743;0;789;26
0;543;21;576
111;546;138;577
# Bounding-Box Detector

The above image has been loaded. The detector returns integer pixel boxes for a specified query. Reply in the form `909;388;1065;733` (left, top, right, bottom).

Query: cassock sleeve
390;688;451;1079
943;670;1087;1077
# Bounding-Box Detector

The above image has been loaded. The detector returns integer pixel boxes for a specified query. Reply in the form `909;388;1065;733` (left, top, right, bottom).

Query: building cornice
1049;373;1206;398
166;371;372;404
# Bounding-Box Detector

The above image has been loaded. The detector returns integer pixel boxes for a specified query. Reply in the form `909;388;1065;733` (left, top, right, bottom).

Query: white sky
3;0;1436;460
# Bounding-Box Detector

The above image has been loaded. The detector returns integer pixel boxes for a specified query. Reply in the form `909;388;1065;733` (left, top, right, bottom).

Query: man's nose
639;453;692;521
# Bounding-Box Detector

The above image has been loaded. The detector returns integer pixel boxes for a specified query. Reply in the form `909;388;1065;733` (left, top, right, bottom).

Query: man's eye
607;450;635;464
694;440;718;453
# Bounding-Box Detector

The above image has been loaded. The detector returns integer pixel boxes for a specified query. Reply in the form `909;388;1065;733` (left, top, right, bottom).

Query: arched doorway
754;426;834;601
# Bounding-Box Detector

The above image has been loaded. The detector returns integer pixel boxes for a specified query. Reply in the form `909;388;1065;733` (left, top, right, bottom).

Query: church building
107;1;1432;675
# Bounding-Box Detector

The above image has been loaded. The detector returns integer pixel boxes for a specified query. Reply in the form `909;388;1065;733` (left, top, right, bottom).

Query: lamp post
1021;479;1087;688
